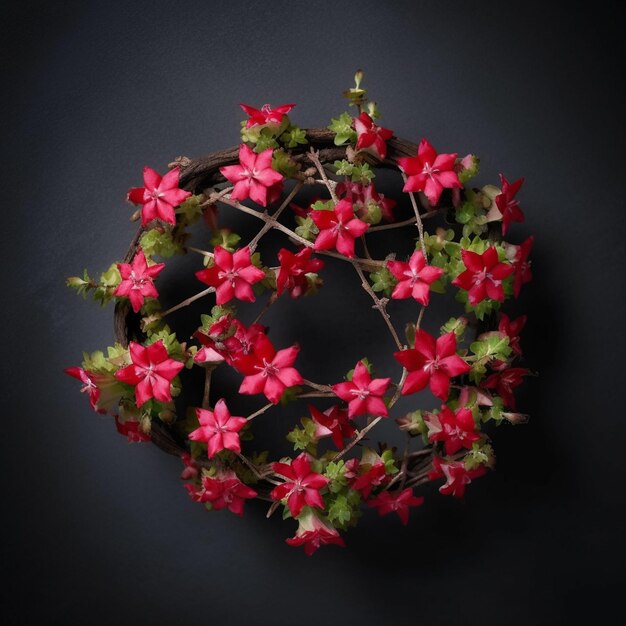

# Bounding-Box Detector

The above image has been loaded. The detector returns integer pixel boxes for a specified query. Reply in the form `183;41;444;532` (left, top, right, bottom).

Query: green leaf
328;112;357;146
370;266;395;296
294;216;318;241
281;126;308;148
209;229;241;252
271;149;300;178
139;228;181;258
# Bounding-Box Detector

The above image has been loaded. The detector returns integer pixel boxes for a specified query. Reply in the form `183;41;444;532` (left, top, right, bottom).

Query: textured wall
3;2;623;624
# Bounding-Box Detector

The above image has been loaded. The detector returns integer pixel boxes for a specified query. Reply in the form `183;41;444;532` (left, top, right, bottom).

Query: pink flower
424;406;480;455
194;318;266;366
498;313;527;356
482;367;529;409
332;360;391;418
452;247;514;305
195;245;266;305
310;199;369;258
508;236;534;298
394;330;470;401
276;247;324;298
184;470;257;516
428;457;487;498
387;250;444;305
397;139;461;205
64;366;104;413
234;335;303;404
114;340;184;407
344;458;388;499
113;250;165;313
188;399;248;459
336;180;396;222
309;404;355;450
285;509;345;556
220;144;284;207
240;102;295;128
180;453;199;480
128;166;191;226
353;112;393;160
114;416;151;442
271;452;329;517
495;174;525;235
367;487;424;525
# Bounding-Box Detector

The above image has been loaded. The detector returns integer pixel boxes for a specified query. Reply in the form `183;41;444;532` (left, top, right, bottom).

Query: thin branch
367;211;437;233
308;149;338;203
160;286;215;318
201;366;213;409
400;172;427;256
246;402;274;422
351;260;403;351
332;416;383;461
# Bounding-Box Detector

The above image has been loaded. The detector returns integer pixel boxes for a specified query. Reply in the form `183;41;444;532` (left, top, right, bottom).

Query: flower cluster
66;72;534;555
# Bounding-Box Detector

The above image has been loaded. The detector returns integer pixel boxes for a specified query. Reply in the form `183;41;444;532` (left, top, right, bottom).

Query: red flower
195;246;266;305
452;247;514;305
188;399;248;459
114;340;184;407
394;330;470;401
424;406;480;455
507;236;534;298
397;139;461;205
344;457;388;499
180;453;199;480
353;112;393;160
114;416;151;442
428;457;487;498
310;199;369;258
336;180;396;222
332;360;391;418
194;318;266;366
285;509;345;556
367;487;424;525
276;247;324;298
271;452;329;517
240;102;295;128
220;144;284;207
113;250;165;313
482;367;529;409
495;174;525;235
184;470;257;516
387;250;444;305
308;404;355;449
498;313;527;356
64;366;104;413
128;166;191;226
234;334;303;404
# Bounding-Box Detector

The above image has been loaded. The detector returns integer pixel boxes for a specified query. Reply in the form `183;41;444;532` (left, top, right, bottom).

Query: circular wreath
66;72;534;555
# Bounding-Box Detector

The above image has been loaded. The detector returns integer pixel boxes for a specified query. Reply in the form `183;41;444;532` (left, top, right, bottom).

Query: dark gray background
3;2;624;624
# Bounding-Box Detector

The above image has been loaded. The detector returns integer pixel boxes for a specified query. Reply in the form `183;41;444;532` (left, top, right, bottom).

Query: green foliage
272;149;300;178
140;228;182;258
332;160;375;184
175;195;203;224
370;266;395;297
441;316;468;341
458;155;480;184
280;126;308;149
286;417;318;453
324;460;348;493
464;441;495;470
209;229;241;253
294;215;318;241
328;112;357;146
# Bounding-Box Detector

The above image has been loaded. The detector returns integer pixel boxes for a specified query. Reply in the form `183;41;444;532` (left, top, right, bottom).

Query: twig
201;366;213;409
308;149;338;203
400;172;427;256
351;260;403;351
332;416;383;461
160;286;215;318
246;402;274;422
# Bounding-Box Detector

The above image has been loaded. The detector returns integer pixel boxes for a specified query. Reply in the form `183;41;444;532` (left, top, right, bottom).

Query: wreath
66;72;534;555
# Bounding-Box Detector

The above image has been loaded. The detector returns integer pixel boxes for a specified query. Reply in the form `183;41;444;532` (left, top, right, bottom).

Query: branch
400;171;427;256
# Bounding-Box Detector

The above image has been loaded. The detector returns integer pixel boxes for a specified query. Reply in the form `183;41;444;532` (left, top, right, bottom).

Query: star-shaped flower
195;246;266;305
495;174;525;235
397;138;461;205
332;360;391;418
127;166;191;226
188;399;248;459
387;250;444;305
367;487;424;525
353;112;393;160
220;144;284;207
113;250;165;313
310;199;369;258
240;103;295;128
114;340;184;407
394;330;470;401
